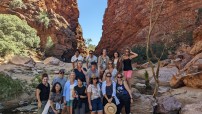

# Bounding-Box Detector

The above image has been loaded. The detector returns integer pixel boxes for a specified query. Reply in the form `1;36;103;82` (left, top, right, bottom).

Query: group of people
36;48;138;114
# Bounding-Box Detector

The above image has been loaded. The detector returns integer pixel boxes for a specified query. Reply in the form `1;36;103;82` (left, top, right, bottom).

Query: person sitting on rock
71;49;83;69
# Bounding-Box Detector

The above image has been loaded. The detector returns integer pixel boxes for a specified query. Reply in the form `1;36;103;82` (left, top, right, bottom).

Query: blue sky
77;0;107;45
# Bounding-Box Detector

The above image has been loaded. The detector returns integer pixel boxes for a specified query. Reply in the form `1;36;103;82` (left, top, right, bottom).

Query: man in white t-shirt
86;50;97;69
71;49;83;69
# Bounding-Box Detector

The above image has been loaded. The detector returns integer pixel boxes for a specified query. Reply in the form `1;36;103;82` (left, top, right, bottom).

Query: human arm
36;89;42;108
87;85;92;110
130;50;138;59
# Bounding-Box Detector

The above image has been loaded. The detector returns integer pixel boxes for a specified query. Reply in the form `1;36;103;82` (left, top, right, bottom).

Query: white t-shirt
69;84;74;100
86;55;97;68
71;55;83;62
87;84;101;100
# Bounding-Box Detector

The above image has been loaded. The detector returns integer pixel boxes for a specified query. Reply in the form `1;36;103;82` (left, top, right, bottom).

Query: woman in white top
87;75;103;114
102;60;117;81
63;72;77;114
98;49;110;80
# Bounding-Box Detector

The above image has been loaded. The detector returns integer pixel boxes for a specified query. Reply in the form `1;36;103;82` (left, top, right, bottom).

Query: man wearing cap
86;50;97;69
71;49;83;69
52;69;67;93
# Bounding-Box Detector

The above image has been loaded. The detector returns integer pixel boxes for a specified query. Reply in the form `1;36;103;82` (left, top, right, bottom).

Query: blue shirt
63;80;77;102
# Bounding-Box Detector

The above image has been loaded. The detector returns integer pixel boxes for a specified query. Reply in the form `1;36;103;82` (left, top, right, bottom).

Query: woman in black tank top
122;48;138;88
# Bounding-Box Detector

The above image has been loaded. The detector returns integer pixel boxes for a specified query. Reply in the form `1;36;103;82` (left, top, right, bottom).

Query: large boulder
9;55;36;68
150;67;178;86
180;102;202;114
156;96;182;114
131;88;155;114
43;57;61;65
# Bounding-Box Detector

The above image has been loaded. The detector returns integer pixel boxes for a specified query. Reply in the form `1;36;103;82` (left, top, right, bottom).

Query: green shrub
0;74;23;101
44;36;55;56
30;75;42;88
0;14;40;57
131;43;169;64
9;0;25;9
38;11;50;28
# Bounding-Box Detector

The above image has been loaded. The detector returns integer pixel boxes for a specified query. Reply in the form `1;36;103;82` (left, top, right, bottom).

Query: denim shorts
91;98;103;112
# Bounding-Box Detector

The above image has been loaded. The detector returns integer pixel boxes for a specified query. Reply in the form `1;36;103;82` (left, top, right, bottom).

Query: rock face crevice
0;0;86;58
96;0;202;55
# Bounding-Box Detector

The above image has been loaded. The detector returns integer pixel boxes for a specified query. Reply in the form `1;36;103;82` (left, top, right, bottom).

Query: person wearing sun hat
102;72;120;114
87;74;103;114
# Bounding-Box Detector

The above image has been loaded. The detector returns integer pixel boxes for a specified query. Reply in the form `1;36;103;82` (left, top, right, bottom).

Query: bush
0;14;40;57
131;43;169;64
0;74;23;100
9;0;25;9
38;11;50;28
44;36;55;56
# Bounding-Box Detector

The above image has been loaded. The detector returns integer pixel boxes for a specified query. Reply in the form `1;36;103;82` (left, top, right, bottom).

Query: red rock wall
0;0;86;58
96;0;202;55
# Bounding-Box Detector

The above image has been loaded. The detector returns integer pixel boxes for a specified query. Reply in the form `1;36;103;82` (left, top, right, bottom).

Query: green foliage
0;73;23;101
30;74;42;88
0;14;40;57
144;70;152;90
85;38;96;51
44;36;54;56
38;11;50;28
9;0;25;9
132;43;168;64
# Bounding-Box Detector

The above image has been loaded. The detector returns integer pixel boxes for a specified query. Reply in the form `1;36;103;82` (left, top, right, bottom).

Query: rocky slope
0;0;86;58
96;0;202;55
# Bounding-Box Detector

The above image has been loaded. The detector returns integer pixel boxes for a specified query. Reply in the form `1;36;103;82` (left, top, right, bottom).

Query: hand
108;98;112;103
38;101;42;108
53;109;58;114
130;98;133;103
89;104;92;111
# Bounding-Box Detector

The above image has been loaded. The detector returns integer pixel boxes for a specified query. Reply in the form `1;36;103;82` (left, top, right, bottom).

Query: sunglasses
89;53;93;54
106;75;112;77
93;78;98;80
117;77;122;78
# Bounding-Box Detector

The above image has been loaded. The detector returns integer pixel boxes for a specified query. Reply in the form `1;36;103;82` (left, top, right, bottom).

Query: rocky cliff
96;0;202;55
0;0;86;58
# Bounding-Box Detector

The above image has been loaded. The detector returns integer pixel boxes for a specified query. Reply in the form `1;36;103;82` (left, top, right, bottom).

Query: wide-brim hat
104;103;117;114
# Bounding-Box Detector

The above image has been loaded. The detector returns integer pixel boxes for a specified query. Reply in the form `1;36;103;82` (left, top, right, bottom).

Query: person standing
36;73;50;114
52;69;67;93
86;50;98;69
86;62;100;85
72;78;87;114
112;52;122;72
122;48;138;88
98;49;109;80
87;75;103;114
102;61;117;82
63;72;77;114
116;73;133;114
71;49;83;69
102;72;119;114
49;82;63;114
74;60;87;86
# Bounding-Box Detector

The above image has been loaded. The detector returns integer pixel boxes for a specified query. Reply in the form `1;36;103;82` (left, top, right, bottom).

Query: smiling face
106;73;112;81
117;74;123;81
42;77;48;85
108;61;113;68
77;78;83;86
125;49;130;56
70;72;76;81
77;61;83;68
102;49;107;56
114;52;119;58
55;83;61;92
